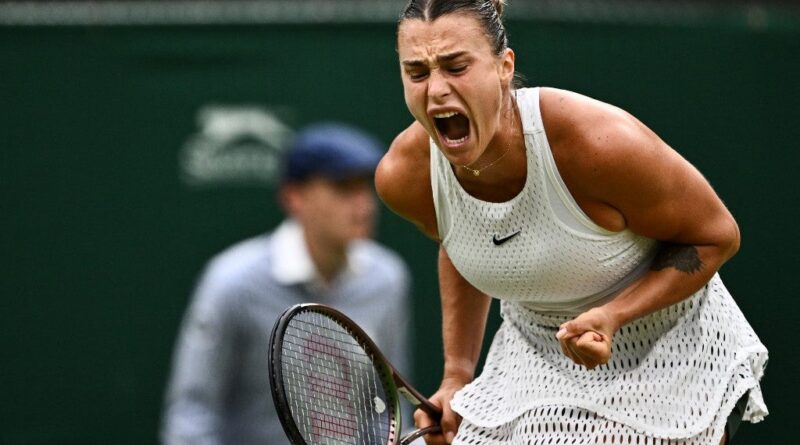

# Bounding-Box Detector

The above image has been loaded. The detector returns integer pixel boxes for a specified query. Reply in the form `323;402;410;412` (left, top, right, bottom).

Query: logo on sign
179;105;294;186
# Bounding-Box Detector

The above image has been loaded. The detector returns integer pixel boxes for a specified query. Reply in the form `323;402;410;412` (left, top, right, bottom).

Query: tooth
444;135;468;144
434;112;458;118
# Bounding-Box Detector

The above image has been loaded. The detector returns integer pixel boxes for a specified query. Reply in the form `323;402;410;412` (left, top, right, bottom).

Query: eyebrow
401;51;469;67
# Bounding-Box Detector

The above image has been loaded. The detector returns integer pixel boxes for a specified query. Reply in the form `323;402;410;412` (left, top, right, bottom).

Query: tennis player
375;1;768;444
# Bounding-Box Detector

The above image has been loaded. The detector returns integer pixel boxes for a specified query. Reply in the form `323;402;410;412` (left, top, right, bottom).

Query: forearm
604;240;737;330
438;246;492;383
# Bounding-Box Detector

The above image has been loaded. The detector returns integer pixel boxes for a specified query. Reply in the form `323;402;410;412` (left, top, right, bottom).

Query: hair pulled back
399;0;508;56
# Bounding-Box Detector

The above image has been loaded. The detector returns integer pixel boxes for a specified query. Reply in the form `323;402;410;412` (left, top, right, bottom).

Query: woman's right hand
414;377;468;445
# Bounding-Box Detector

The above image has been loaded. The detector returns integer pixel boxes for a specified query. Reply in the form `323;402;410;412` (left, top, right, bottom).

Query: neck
455;92;526;201
303;230;348;284
456;93;520;177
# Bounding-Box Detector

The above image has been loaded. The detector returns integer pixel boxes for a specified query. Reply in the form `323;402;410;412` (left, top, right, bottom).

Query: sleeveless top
431;87;657;313
429;88;768;440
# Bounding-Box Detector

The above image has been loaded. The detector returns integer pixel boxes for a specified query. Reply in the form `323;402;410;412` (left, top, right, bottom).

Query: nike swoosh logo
492;230;521;246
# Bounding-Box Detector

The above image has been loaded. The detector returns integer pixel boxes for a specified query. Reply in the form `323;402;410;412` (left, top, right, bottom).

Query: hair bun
490;0;506;16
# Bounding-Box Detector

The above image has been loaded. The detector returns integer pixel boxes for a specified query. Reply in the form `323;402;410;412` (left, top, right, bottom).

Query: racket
269;303;442;445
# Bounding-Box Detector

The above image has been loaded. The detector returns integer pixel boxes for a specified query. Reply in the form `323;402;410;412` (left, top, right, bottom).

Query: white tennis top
430;88;768;444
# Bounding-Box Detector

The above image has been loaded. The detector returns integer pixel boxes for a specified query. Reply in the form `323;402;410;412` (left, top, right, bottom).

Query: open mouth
433;112;470;145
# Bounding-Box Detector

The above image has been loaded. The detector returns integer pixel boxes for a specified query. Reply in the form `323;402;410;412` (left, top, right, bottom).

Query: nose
353;186;376;216
349;185;377;237
338;181;376;214
427;69;451;102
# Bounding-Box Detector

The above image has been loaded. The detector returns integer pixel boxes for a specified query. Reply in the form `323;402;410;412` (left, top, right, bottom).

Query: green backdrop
2;5;798;445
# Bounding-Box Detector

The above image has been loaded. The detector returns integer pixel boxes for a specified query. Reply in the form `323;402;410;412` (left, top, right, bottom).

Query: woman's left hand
556;307;619;369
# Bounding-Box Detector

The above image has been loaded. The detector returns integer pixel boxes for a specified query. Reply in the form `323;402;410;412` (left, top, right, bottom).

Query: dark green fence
1;3;798;444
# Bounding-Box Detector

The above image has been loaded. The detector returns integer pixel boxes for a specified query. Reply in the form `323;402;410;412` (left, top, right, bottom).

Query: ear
498;48;516;89
278;183;302;218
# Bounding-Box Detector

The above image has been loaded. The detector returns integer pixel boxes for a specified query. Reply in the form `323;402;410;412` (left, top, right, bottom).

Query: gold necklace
460;97;517;177
460;145;511;176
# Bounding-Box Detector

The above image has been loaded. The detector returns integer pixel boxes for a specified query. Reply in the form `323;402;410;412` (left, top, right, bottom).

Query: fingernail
446;432;455;443
556;328;566;339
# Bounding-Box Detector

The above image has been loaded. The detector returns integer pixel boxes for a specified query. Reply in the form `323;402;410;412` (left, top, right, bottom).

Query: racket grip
395;373;443;422
417;400;443;422
400;425;442;445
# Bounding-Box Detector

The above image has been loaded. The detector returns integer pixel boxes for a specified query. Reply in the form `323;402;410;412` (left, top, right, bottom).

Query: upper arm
375;122;439;240
541;88;739;254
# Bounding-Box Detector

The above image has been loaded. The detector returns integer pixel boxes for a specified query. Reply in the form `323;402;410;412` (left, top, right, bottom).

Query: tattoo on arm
651;242;703;274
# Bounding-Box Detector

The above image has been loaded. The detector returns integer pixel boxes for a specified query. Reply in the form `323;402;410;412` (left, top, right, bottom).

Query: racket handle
395;372;442;421
400;425;442;445
417;400;443;421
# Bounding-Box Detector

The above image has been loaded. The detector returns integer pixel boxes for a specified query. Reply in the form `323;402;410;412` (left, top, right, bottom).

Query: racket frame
270;303;435;445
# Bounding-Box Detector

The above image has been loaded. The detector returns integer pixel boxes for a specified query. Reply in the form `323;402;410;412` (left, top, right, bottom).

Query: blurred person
375;1;768;445
161;122;412;445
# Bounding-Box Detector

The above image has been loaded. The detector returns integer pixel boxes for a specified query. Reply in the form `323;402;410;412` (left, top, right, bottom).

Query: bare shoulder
537;87;665;230
538;87;729;241
539;87;649;164
538;87;685;195
375;121;439;240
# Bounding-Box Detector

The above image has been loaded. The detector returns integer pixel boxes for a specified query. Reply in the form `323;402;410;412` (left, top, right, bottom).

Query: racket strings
281;311;394;445
284;317;387;444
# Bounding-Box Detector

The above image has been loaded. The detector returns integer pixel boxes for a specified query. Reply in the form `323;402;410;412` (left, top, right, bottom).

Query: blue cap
281;122;384;183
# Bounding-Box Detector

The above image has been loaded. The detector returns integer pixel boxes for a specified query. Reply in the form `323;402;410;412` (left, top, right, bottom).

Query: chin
352;227;374;240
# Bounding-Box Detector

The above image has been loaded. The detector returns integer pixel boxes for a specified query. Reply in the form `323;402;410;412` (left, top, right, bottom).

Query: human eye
449;65;467;74
442;56;470;75
406;69;429;81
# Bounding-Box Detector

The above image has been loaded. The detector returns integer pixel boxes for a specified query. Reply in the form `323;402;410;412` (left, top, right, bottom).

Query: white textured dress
430;88;768;444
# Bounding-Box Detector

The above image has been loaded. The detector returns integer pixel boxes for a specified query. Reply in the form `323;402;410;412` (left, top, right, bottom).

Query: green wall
2;12;798;445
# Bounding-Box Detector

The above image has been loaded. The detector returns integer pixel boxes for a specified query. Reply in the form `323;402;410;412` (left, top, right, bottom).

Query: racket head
269;303;403;445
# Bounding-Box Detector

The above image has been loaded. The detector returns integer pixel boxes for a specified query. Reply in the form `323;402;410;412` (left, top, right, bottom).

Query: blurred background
1;0;798;443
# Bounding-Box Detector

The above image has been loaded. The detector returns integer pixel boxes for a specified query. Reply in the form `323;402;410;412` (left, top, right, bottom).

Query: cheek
473;84;503;125
403;82;426;118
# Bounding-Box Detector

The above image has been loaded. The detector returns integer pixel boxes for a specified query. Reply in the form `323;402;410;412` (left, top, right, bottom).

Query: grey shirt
161;220;412;445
